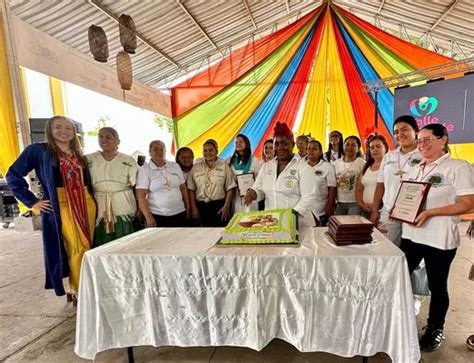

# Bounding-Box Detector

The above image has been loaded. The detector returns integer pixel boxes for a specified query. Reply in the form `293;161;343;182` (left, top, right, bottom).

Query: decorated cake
220;209;297;245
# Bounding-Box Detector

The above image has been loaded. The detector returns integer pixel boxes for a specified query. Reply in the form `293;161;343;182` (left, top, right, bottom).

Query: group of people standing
6;115;473;353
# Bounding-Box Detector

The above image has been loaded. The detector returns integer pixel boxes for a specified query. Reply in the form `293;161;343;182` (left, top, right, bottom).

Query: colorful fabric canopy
171;3;457;159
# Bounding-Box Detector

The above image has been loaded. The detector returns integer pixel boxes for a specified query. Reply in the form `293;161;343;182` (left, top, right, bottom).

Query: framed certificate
390;181;431;225
236;172;255;197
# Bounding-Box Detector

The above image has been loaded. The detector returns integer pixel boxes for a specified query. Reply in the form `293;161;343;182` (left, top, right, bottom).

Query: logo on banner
409;96;439;117
408;96;455;132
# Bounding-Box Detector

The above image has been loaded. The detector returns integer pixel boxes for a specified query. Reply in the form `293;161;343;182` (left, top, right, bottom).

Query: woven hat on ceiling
88;25;109;62
119;14;137;54
116;51;133;90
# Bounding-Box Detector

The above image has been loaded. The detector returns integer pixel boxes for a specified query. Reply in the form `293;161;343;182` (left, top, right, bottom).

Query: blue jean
335;202;361;216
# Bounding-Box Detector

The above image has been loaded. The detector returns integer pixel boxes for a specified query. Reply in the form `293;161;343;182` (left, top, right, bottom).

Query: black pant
197;199;228;227
400;238;457;330
152;211;187;227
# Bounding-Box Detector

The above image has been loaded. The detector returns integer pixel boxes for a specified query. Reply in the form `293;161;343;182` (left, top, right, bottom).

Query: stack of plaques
327;215;374;245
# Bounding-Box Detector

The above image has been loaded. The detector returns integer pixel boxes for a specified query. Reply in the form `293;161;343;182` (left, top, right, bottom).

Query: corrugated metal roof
9;0;474;90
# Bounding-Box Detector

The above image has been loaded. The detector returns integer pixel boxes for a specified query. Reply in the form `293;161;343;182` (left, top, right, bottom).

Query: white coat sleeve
251;163;265;202
293;163;317;216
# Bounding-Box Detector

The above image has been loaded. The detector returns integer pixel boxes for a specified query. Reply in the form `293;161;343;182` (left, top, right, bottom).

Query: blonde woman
7;116;96;304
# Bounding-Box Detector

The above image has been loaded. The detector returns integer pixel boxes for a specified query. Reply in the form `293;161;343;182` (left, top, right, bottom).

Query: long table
74;227;420;363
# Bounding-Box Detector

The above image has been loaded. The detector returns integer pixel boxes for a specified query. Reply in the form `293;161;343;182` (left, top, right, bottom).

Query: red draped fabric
254;13;327;157
331;12;393;148
171;5;323;117
336;7;452;69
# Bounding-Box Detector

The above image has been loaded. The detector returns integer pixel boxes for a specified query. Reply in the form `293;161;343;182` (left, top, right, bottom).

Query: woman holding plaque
307;140;336;226
355;135;388;219
187;140;236;227
334;136;366;215
244;122;317;227
370;115;422;245
228;134;262;213
136;140;190;228
400;124;474;352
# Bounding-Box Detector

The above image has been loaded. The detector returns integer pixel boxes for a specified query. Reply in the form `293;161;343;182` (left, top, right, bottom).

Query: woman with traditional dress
6;116;96;304
86;127;138;246
227;134;262;213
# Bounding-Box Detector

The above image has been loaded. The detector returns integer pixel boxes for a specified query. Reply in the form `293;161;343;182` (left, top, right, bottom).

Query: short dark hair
344;135;362;158
420;123;450;153
394;115;419;133
175;147;194;164
308;139;324;163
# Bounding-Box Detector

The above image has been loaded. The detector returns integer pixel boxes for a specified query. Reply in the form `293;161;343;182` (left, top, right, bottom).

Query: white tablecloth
75;227;420;363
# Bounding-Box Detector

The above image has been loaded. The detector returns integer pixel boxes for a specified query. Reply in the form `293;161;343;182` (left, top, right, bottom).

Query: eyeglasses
416;137;441;145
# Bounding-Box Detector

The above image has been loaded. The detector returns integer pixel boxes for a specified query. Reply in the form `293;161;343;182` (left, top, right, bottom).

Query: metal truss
364;56;474;92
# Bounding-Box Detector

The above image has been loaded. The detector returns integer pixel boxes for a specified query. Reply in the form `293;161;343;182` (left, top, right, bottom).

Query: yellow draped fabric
299;11;360;143
0;16;20;175
57;187;96;292
451;144;474;163
49;77;65;115
298;12;329;147
326;13;359;139
298;9;359;145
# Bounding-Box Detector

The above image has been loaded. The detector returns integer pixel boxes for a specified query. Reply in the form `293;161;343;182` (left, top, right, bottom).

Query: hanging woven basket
119;14;137;54
116;51;133;90
88;25;109;62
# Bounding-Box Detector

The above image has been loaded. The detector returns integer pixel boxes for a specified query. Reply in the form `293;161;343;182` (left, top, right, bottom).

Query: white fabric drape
75;227;420;363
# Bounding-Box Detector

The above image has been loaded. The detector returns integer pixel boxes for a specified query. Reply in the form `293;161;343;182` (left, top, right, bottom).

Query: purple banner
394;73;473;144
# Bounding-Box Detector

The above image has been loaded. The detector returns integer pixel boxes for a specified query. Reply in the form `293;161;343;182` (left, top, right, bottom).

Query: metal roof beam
87;0;180;68
176;0;219;51
430;0;458;32
242;0;257;30
377;0;385;15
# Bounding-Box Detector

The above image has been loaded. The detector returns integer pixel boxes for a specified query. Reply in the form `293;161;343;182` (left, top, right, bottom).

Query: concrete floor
0;223;472;363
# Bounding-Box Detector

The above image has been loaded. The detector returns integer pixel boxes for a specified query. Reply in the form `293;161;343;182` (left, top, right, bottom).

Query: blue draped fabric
219;25;317;158
335;17;394;132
